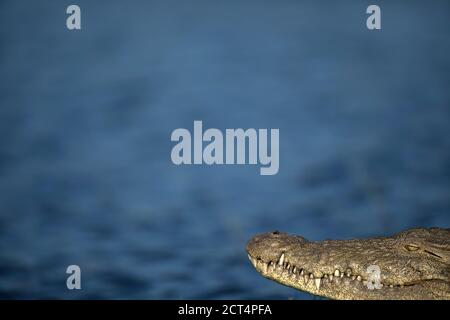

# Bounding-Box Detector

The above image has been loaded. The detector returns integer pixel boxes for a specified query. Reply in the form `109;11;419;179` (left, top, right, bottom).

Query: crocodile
246;227;450;300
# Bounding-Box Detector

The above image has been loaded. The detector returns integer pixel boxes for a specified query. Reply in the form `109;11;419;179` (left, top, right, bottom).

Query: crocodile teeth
304;275;310;285
278;253;285;266
253;256;372;291
315;278;321;290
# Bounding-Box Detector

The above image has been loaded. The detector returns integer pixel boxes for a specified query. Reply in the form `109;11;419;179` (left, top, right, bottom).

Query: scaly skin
246;228;450;300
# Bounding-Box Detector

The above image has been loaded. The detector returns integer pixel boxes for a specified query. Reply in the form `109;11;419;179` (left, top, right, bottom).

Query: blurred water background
0;0;449;299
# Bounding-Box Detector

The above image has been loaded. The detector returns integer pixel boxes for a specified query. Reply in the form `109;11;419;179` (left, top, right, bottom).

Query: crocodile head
246;228;450;299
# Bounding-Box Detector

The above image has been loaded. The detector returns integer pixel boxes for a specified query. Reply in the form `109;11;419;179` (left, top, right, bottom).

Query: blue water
0;0;449;299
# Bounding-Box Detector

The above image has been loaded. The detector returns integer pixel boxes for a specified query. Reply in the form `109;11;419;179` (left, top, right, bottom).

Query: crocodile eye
405;244;420;251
